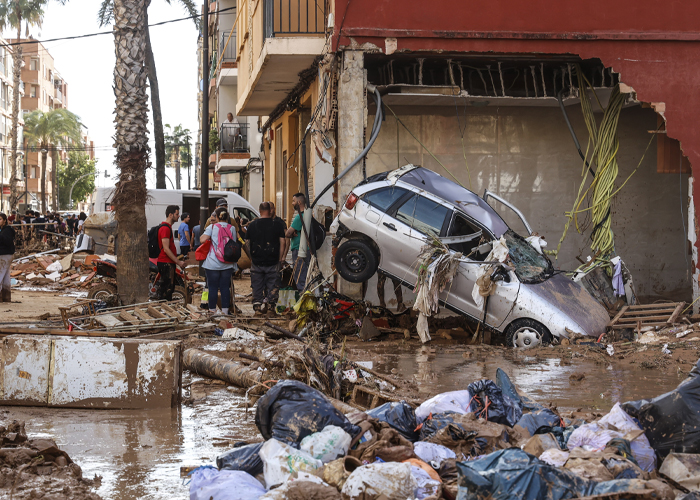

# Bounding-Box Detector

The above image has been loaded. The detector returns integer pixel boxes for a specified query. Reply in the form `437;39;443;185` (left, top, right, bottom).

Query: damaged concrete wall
364;105;690;302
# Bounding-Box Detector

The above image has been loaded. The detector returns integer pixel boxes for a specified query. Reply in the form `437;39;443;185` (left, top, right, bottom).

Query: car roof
394;165;509;237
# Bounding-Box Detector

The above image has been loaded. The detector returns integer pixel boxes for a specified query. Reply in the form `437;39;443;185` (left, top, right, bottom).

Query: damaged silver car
332;164;609;347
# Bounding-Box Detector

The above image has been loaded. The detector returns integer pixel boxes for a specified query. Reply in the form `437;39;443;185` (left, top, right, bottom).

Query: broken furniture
608;302;686;330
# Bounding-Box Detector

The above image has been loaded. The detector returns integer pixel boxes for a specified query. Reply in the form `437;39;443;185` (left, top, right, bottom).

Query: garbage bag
259;472;341;500
455;448;594;500
299;425;352;463
259;438;323;488
567;403;656;472
217;442;264;476
415;390;473;423
341;462;416;500
366;401;419;442
623;357;700;459
189;467;266;500
413;441;456;467
495;368;543;412
411;465;441;500
419;412;517;458
255;380;360;446
467;379;523;427
515;408;560;436
418;412;478;443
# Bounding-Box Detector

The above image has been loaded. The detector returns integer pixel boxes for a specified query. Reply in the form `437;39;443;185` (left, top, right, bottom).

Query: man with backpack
150;205;184;301
245;202;286;313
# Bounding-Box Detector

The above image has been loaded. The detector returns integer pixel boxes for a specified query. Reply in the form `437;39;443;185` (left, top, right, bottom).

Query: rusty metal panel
1;337;51;404
0;336;181;409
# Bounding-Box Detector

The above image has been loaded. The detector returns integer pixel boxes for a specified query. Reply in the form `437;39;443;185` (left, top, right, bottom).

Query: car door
354;185;410;244
442;211;520;330
377;192;450;285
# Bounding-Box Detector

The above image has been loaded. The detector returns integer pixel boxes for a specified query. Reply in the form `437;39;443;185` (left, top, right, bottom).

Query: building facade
223;0;700;305
0;38;22;214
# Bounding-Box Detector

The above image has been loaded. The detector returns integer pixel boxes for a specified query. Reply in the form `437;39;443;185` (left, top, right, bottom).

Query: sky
5;0;201;190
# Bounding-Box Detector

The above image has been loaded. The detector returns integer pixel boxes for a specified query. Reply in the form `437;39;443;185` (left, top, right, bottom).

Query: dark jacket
0;225;15;255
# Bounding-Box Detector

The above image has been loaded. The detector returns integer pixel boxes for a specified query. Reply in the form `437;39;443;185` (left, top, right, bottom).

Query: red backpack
214;223;241;263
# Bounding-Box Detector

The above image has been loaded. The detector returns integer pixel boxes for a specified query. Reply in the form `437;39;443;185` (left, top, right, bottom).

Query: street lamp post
69;171;94;210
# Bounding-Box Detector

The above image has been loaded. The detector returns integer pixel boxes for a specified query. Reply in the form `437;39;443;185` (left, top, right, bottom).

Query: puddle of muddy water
351;345;687;411
0;383;259;500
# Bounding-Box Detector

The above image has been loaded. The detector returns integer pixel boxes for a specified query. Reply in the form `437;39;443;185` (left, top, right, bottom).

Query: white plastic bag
189;467;266;500
259;438;323;488
415;390;472;423
539;448;570;468
300;425;352;463
341;462;416;500
413;441;456;467
411;465;441;500
46;261;63;273
567;403;656;472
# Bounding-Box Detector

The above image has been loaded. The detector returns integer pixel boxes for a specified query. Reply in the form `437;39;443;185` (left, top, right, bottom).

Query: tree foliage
57;152;96;209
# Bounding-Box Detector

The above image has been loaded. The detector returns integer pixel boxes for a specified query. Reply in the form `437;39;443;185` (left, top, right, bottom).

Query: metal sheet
0;336;181;409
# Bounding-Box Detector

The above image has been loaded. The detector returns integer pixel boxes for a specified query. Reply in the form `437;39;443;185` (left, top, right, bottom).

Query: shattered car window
503;230;554;284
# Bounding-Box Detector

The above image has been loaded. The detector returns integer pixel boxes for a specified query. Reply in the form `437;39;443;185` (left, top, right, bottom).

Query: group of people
4;209;87;248
153;192;314;316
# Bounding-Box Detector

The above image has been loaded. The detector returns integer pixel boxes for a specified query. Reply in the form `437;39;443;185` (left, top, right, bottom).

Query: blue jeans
205;268;233;310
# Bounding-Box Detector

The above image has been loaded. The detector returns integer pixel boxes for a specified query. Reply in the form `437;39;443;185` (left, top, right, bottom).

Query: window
362;186;408;213
30;85;36;98
30;59;38;71
234;207;257;224
395;194;449;237
448;213;489;259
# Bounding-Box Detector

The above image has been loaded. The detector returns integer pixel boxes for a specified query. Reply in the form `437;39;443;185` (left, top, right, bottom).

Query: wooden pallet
608;302;685;330
60;300;195;333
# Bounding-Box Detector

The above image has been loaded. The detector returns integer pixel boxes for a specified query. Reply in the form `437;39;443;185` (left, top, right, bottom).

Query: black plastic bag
467;379;523;427
255;380;361;447
623;357;700;458
456;448;594;500
495;368;543;412
419;412;475;442
216;442;264;476
366;401;419;442
515;408;560;436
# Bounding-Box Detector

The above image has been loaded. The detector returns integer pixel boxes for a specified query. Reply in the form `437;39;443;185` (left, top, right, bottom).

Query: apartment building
0;38;21;214
201;0;262;208
11;38;68;212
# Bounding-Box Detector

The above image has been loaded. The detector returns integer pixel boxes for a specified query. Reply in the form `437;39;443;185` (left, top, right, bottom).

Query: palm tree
0;0;59;211
98;0;198;190
164;123;191;190
23;108;82;213
111;0;150;305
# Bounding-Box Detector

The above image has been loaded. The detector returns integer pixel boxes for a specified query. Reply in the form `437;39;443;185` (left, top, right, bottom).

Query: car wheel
336;239;379;283
505;319;553;349
172;286;189;304
88;283;119;305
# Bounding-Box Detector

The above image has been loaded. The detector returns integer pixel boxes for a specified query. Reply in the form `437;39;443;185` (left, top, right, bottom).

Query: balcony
216;122;250;173
217;31;238;87
236;0;327;116
55;87;63;103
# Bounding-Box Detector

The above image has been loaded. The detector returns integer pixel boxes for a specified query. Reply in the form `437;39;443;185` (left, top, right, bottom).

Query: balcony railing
219;31;237;63
264;0;326;39
220;122;248;153
55;88;63;101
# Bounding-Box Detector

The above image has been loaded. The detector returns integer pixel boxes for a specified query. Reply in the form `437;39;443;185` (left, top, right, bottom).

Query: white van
91;188;258;250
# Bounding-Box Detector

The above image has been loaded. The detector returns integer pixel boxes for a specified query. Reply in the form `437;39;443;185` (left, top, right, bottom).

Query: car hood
522;273;609;337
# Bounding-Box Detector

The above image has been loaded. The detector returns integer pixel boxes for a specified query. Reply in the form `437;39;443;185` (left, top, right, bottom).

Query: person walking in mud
0;213;15;303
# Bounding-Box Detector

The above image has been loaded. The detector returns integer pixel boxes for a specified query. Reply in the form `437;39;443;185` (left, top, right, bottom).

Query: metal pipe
483;189;533;235
183;348;263;389
200;2;210;230
557;89;595;179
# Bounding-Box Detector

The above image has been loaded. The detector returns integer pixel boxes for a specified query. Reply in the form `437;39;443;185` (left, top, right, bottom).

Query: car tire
336;239;379;283
504;318;553;349
172;285;189;304
88;283;119;305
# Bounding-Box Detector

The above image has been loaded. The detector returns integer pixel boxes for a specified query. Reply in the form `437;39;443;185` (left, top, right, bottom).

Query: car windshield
503;230;554;284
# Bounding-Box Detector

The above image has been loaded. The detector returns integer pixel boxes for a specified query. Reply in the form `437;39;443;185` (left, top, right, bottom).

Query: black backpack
224;237;242;263
309;217;326;254
148;223;169;258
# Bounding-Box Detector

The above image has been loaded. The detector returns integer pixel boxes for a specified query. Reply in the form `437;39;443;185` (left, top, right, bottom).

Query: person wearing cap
179;212;193;258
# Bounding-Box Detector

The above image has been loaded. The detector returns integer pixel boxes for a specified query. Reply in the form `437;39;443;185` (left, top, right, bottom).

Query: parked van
91;188;258;250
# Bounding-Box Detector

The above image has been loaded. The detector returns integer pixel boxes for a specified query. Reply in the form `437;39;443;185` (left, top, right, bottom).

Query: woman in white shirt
199;207;237;314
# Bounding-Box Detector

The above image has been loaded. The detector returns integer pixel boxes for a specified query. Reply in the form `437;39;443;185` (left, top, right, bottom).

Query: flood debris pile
0;421;102;500
187;356;700;500
10;251;105;291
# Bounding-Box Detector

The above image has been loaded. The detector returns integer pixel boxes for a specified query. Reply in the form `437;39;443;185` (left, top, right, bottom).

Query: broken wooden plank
133;308;154;321
624;303;679;310
159;304;183;321
118;311;140;324
607;306;629;327
94;315;123;328
147;305;168;319
612;321;672;330
617;315;681;323
668;302;686;324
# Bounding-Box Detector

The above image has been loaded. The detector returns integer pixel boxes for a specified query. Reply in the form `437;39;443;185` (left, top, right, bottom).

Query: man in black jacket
0;212;15;302
245;202;285;313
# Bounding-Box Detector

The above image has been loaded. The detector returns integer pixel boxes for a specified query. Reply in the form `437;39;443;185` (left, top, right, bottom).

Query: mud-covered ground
1;278;698;499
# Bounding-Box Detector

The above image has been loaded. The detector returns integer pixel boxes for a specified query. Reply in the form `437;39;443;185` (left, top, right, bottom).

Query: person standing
245;202;285;313
200;207;236;315
0;213;15;303
178;212;193;258
157;205;184;301
192;222;201;252
224;112;241;151
269;201;289;260
285;193;311;292
77;212;87;234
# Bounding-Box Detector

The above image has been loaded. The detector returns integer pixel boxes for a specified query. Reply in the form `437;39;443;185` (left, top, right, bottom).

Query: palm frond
97;0;113;27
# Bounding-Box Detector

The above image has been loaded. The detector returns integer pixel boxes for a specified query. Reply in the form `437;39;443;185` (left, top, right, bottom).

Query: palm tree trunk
8;15;22;211
113;0;150;305
175;145;181;189
51;147;58;211
40;148;47;213
144;7;166;190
